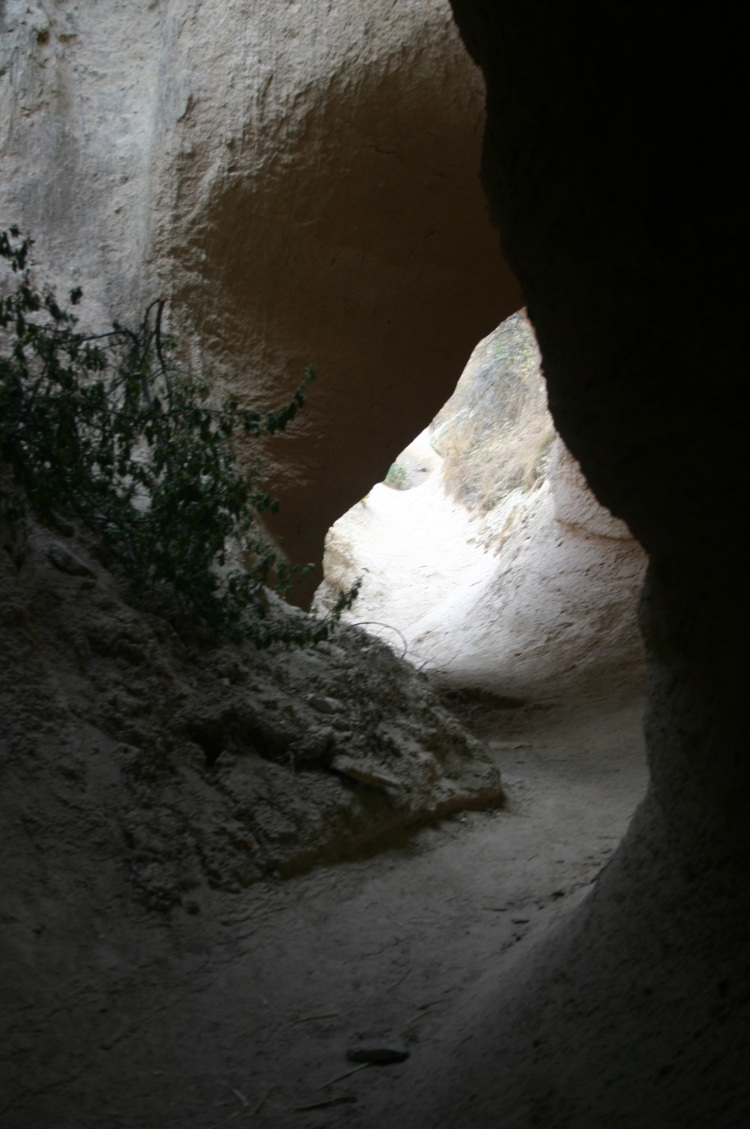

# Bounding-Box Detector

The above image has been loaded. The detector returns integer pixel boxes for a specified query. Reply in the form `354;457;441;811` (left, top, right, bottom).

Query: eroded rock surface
0;0;520;584
0;509;502;915
320;313;646;701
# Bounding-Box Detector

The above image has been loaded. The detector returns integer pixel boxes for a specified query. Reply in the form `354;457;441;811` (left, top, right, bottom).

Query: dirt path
3;692;646;1129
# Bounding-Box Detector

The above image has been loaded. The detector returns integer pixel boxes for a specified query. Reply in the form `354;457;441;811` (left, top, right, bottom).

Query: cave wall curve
0;0;521;583
431;1;750;1124
448;0;750;853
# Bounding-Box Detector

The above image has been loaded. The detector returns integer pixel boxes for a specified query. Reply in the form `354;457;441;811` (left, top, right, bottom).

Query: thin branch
351;620;409;659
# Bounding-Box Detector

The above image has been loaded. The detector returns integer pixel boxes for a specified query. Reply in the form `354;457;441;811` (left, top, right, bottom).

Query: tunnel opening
313;307;652;933
317;308;647;712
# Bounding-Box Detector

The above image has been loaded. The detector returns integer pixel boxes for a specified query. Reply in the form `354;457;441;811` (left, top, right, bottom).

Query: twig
219;1082;249;1108
296;1096;357;1112
318;1061;371;1090
292;1012;339;1024
387;969;411;992
252;1087;273;1116
208;1085;271;1127
403;998;446;1031
351;620;409;659
152;297;170;395
360;933;416;957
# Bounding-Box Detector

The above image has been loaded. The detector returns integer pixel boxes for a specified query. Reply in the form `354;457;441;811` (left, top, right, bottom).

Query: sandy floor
2;691;647;1128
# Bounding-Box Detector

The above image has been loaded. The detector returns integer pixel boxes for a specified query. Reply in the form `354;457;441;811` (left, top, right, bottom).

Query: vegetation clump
384;461;408;490
0;227;358;646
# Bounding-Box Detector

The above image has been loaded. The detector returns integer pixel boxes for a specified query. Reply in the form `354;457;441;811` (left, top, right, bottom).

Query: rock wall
405;2;750;1125
0;0;520;587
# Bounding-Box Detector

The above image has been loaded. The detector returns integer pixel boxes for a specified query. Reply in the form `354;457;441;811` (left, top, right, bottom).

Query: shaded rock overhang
449;0;750;844
440;0;750;1123
0;1;523;598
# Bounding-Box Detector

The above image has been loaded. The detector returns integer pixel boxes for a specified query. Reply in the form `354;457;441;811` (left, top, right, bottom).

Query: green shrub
384;461;408;490
0;227;358;645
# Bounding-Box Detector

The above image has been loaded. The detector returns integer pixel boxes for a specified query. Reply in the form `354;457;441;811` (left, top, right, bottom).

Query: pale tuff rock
0;0;520;578
320;313;646;701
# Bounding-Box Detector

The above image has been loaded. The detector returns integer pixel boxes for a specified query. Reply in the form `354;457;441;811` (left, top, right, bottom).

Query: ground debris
295;1094;358;1112
0;517;504;912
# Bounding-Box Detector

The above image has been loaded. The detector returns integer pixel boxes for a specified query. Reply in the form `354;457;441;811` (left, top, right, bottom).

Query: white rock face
320;318;647;702
551;440;633;540
0;0;520;577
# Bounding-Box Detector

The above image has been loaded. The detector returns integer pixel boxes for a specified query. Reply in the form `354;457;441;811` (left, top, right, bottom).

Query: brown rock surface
0;0;520;587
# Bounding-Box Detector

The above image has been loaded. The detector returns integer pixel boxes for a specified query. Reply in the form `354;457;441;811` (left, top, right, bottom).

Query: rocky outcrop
0;0;520;588
0;508;503;912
